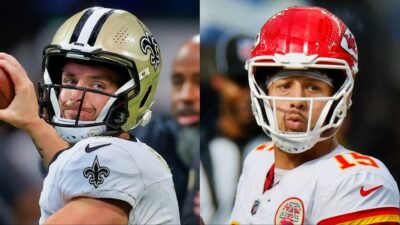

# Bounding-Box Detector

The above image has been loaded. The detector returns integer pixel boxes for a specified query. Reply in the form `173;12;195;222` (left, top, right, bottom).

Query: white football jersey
230;143;400;224
39;136;180;225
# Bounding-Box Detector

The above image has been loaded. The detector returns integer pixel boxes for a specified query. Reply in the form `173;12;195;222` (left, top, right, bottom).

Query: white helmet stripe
76;7;113;45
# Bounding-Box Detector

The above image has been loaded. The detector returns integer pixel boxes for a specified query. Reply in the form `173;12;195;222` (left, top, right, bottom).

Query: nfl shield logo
251;200;260;215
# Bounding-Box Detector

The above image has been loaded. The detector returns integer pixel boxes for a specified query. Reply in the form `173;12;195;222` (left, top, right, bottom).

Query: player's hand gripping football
0;53;41;130
0;53;69;166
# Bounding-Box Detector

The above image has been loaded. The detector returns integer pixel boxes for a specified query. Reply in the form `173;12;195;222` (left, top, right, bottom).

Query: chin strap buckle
140;110;152;127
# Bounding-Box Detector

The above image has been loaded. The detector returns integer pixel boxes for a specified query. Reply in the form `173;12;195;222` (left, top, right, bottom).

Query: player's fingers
0;53;30;81
0;53;22;71
0;59;32;91
0;59;23;86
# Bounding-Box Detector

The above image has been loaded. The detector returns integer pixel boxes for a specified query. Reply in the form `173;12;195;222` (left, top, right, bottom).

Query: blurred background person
200;32;267;224
200;1;400;214
0;0;198;223
131;34;200;224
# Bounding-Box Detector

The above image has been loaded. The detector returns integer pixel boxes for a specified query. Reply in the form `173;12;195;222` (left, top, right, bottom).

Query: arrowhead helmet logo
83;155;110;188
341;28;358;61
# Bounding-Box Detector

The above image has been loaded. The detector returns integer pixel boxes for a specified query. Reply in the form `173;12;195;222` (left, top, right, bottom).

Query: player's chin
63;110;96;121
284;121;308;132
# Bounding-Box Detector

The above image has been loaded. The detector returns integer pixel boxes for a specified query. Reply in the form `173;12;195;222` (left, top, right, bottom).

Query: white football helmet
247;6;358;153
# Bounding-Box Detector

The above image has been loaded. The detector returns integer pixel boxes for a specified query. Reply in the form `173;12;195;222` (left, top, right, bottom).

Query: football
0;68;14;109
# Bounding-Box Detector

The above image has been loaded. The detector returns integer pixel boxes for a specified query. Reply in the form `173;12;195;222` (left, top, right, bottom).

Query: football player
230;6;400;224
0;7;180;224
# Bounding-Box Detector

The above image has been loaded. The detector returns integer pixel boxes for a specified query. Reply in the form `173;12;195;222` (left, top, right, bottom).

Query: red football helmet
247;6;358;153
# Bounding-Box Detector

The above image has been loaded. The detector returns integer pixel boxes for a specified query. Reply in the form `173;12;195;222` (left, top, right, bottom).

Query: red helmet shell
251;6;358;72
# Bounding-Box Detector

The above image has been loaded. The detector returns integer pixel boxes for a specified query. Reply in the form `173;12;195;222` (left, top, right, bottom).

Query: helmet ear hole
106;96;129;129
139;86;152;108
112;110;129;126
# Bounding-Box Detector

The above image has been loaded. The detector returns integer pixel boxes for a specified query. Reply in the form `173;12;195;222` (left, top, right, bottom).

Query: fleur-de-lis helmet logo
83;156;110;188
139;20;161;71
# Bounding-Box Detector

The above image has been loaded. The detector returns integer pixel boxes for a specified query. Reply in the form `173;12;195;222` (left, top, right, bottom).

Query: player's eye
275;82;291;93
62;78;77;86
92;82;106;90
307;85;321;92
171;74;184;87
279;83;291;90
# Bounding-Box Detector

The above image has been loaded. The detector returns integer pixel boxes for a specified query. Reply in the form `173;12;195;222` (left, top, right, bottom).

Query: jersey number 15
334;152;379;170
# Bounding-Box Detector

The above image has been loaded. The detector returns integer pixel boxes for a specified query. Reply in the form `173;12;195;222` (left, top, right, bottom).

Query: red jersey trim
318;207;400;225
255;142;274;151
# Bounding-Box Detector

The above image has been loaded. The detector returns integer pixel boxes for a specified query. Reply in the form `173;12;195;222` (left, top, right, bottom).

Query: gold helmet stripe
87;9;114;46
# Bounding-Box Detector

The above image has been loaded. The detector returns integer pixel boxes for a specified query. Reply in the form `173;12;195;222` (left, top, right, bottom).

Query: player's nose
289;83;307;109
